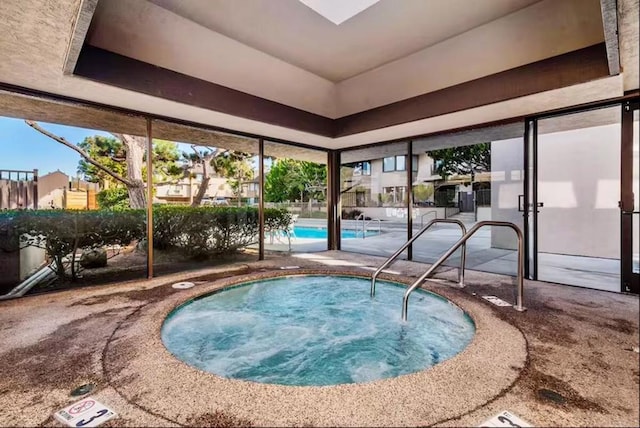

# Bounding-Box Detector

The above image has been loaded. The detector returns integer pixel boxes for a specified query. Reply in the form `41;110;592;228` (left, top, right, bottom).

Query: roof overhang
0;0;638;151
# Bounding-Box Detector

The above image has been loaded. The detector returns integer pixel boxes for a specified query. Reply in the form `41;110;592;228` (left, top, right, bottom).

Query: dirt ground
0;251;637;427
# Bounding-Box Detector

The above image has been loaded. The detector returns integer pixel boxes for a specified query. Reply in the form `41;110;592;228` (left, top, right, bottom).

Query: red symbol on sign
69;399;95;415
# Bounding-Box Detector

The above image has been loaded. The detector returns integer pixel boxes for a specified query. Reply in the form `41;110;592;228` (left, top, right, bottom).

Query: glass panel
150;120;259;274
412;123;523;277
383;156;395;172
537;106;621;291
263;141;327;253
341;142;408;257
526;119;536;279
395;155;406;171
0;103;148;296
633;109;639;274
362;161;371;176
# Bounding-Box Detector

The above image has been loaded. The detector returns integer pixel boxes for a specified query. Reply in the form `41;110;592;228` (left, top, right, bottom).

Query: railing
402;220;525;321
355;213;381;238
371;218;467;297
419;210;438;227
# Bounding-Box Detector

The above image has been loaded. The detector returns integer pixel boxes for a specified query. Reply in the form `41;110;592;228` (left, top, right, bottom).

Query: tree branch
26;121;137;188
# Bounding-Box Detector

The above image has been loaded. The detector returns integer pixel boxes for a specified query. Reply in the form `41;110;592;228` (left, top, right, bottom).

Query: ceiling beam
600;0;621;75
63;0;99;75
74;43;609;139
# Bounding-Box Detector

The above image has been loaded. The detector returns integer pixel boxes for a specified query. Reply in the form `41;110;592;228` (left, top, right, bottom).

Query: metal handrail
419;210;438;228
371;218;467;296
402;220;525;321
361;218;381;238
355;213;381;239
355;213;365;237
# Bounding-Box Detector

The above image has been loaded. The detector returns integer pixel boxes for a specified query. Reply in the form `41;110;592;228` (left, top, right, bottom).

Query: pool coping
103;269;528;427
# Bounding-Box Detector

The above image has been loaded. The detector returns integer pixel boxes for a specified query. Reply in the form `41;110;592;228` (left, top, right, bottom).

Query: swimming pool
162;275;475;386
293;226;378;239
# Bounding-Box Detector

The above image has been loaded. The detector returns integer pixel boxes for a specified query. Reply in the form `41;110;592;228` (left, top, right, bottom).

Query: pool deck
0;251;638;427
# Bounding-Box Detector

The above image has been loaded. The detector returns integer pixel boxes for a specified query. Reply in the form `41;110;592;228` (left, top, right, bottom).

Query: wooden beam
600;0;621;75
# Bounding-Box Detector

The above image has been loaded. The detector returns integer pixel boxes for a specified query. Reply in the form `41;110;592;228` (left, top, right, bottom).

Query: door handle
518;195;544;212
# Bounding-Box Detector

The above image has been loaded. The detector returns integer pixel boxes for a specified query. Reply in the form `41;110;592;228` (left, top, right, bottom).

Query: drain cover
70;383;95;397
538;388;566;404
172;282;195;289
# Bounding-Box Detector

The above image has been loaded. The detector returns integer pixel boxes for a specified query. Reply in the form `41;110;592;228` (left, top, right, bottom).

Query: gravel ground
0;251;637;427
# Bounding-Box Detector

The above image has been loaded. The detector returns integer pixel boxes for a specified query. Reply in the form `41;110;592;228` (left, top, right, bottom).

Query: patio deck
0;251;637;427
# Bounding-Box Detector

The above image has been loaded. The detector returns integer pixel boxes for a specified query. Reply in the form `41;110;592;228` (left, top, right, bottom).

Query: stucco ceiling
145;0;539;82
0;0;636;152
88;0;606;118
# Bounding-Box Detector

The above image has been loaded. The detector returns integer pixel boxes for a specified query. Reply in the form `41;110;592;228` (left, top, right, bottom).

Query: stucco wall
491;123;625;259
490;138;524;250
537;123;621;259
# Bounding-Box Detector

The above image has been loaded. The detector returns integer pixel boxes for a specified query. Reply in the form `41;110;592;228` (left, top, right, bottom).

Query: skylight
298;0;380;25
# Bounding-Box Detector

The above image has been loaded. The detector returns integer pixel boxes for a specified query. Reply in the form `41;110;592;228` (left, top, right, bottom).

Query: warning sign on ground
481;295;512;307
478;410;533;427
54;397;117;427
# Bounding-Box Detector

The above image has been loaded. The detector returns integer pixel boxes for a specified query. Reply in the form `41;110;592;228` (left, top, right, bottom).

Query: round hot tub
161;275;475;386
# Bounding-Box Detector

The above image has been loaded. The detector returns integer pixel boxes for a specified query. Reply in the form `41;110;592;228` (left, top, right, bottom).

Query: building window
352;161;371;176
412;155;419;172
383;155;411;172
382;186;407;204
383;157;396;172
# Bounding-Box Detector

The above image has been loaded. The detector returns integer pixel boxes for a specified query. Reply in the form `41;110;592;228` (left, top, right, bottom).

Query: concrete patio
0;251;637;426
270;219;623;293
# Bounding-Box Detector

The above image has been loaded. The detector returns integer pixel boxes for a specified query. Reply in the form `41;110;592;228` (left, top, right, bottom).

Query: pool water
293;226;378;239
162;276;475;386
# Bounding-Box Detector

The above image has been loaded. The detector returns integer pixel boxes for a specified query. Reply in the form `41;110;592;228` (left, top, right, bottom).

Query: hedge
0;206;292;280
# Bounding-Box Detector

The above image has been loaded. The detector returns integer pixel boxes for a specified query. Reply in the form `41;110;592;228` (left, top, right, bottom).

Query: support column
146;118;154;279
407;141;413;260
258;139;265;261
327;150;341;251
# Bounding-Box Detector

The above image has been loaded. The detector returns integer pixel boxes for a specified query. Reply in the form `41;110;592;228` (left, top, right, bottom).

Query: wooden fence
0;169;38;210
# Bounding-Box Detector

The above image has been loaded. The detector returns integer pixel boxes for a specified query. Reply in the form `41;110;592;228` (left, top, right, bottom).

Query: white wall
491;123;624;259
477;206;492;222
537;124;621;259
490;138;524;250
355;207;449;222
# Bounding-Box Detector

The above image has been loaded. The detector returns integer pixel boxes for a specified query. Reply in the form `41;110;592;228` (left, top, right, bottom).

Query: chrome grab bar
402;220;525;321
419;210;438;227
361;218;381;238
371;218;467;297
355;213;381;239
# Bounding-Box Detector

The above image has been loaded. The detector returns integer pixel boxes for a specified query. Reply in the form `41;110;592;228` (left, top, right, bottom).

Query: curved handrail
419;210;438;228
361;218;381;238
402;220;525;321
371;218;467;296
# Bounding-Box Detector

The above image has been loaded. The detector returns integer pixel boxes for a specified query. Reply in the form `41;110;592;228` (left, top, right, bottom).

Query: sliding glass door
525;100;639;294
621;101;639;293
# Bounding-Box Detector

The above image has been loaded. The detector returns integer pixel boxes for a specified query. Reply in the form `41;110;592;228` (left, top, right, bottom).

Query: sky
0;116;266;179
0;117;111;177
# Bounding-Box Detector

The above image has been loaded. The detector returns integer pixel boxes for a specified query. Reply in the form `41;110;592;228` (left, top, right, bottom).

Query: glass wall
0;106;148;295
340;142;408;257
263;141;328;253
536;106;621;291
633;109;639;277
149;120;260;275
411;124;524;276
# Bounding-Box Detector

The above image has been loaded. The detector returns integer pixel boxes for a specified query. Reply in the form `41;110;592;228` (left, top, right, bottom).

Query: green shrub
97;187;130;209
154;205;261;259
11;209;146;280
2;206;293;281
